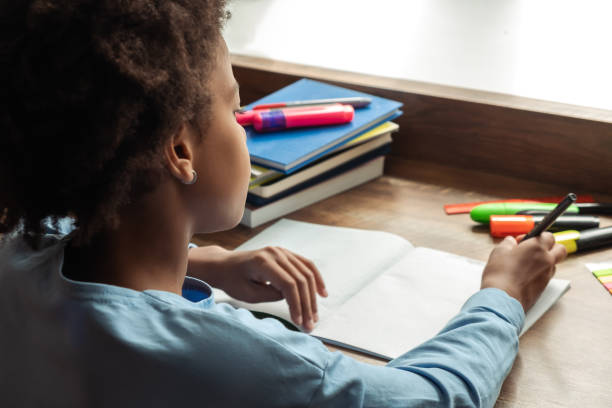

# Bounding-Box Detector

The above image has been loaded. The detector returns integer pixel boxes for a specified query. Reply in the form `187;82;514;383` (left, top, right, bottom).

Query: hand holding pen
479;194;574;311
521;193;577;241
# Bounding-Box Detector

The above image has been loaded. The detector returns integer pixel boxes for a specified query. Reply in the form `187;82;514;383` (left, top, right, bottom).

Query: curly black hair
0;0;228;244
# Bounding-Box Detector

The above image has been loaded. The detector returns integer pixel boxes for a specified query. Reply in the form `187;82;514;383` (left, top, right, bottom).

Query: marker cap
553;230;580;253
490;215;535;237
235;110;255;126
470;202;580;223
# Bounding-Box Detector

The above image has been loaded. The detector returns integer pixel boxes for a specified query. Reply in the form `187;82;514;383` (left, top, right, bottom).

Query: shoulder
0;216;74;268
90;288;331;370
0;225;333;406
69;288;331;406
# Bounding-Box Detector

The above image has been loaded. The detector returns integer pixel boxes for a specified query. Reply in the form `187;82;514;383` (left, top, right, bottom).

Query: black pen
522;193;577;241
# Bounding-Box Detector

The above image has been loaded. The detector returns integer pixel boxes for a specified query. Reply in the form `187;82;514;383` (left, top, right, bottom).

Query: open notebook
213;219;570;360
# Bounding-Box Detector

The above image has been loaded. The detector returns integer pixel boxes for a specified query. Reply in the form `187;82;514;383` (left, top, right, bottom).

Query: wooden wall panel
233;64;612;194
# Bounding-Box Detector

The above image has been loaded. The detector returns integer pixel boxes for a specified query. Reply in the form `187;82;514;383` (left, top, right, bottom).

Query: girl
0;1;566;406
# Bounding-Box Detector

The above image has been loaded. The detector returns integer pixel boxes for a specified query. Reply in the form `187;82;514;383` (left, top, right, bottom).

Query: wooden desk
194;55;612;407
195;158;612;407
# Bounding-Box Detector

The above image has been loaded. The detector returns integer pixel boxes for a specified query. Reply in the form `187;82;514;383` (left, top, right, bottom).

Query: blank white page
315;247;569;359
213;219;414;321
212;219;570;360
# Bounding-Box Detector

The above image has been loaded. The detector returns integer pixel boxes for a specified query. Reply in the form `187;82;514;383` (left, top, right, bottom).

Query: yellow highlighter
554;226;612;254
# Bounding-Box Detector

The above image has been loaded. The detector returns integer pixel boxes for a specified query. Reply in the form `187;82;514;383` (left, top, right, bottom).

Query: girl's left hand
187;245;327;332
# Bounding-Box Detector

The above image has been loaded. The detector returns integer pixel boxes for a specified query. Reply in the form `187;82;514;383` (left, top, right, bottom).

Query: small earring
183;170;197;185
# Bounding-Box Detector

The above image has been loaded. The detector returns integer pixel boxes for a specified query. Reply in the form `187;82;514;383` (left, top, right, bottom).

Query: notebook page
212;219;414;322
521;278;570;334
313;247;570;360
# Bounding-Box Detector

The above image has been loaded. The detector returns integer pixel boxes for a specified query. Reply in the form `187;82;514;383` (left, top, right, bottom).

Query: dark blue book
246;143;391;206
244;79;402;174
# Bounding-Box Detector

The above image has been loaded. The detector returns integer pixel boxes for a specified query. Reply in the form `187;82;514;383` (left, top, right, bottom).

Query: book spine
246;144;391;206
240;157;385;228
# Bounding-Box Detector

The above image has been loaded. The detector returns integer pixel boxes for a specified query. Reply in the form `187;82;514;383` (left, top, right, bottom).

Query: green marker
470;203;579;223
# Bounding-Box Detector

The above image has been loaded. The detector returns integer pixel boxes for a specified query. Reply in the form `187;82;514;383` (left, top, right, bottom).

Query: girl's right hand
480;232;567;312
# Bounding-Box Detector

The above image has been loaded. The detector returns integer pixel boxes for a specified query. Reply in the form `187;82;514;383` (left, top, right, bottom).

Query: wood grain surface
194;158;612;408
212;57;612;407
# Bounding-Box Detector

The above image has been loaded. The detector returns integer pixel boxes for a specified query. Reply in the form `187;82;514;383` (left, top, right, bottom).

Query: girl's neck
63;183;192;295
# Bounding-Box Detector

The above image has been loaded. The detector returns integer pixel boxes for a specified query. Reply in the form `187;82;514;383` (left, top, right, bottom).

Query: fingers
518;232;555;250
496;235;518;252
525;232;563;264
259;248;314;331
249;247;325;332
261;261;305;327
548;265;557;280
294;253;328;297
276;251;315;331
503;235;518;246
284;252;318;321
484;231;565;313
538;232;556;250
550;243;568;264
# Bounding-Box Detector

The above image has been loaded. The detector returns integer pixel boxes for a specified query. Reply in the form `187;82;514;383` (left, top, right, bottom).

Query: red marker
443;195;595;214
235;104;354;132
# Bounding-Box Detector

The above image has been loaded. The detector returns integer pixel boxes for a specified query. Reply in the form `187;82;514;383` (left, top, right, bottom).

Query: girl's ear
164;124;196;184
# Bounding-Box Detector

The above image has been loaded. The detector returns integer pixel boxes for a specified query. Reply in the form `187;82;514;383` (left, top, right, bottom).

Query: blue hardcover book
243;79;402;173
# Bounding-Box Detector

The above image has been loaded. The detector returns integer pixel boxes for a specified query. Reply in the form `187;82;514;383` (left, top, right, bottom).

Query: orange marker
489;214;599;238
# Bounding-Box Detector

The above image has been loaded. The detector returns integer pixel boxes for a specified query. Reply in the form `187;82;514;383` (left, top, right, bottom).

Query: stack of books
242;79;403;228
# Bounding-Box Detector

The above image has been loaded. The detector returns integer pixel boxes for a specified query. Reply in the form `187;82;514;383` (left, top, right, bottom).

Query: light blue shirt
0;227;524;407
